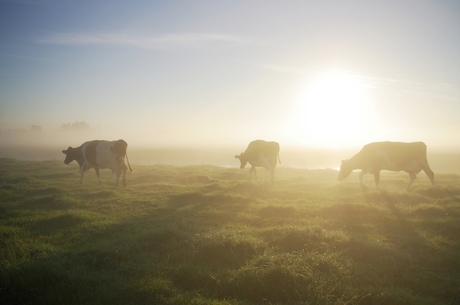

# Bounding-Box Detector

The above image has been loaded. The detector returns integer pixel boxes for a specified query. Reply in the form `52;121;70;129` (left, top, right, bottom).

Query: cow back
366;142;427;168
245;140;280;167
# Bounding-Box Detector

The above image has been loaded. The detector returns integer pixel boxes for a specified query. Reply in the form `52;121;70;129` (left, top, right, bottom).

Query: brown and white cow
62;139;133;187
338;141;435;189
235;140;281;183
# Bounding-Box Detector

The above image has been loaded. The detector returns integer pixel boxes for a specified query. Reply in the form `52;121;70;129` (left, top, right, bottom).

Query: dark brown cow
338;141;435;189
235;140;281;183
62;139;133;186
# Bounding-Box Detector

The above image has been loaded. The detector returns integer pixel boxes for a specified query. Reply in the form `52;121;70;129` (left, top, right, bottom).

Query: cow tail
278;153;281;164
126;153;133;173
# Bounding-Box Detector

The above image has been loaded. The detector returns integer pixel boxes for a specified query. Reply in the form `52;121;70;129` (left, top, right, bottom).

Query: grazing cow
235;140;281;183
62;139;133;187
338;141;435;189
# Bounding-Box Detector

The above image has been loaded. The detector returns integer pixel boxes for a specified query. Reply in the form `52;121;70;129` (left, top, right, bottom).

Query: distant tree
30;125;42;133
59;121;92;132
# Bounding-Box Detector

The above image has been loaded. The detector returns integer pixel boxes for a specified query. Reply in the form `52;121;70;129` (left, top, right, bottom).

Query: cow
235;140;281;183
337;141;435;189
62;139;133;187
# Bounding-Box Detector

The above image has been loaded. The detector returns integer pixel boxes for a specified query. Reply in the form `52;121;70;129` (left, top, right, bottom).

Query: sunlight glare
284;70;377;148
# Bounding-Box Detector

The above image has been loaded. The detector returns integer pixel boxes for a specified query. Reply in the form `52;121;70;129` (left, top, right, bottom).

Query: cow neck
348;151;367;170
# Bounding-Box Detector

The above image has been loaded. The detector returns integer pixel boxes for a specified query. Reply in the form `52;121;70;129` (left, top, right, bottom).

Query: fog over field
2;127;460;176
0;127;342;167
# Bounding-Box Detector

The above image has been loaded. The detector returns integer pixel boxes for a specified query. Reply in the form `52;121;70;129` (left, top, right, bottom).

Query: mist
2;125;460;175
0;126;341;167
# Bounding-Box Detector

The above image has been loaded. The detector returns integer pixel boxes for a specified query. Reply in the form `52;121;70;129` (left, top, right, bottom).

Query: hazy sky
1;0;460;150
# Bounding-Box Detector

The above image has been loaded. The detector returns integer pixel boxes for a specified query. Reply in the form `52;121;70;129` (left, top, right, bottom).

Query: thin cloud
248;61;311;75
361;76;460;102
39;32;249;50
2;0;50;3
0;52;60;63
250;61;460;103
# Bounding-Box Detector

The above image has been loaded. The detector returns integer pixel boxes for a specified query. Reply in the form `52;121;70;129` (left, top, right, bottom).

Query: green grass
1;157;460;304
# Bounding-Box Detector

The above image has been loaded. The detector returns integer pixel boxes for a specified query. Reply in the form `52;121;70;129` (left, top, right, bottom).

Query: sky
1;0;460;151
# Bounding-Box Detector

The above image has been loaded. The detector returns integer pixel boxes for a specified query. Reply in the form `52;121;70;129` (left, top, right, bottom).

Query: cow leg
261;159;274;184
406;172;416;189
423;167;435;187
373;171;380;189
264;164;274;184
94;167;101;184
113;169;122;187
122;164;127;187
114;173;120;187
359;170;367;188
79;166;85;184
114;155;127;187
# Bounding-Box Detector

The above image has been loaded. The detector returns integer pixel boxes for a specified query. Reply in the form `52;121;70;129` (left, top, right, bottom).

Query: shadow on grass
83;190;117;200
31;214;85;234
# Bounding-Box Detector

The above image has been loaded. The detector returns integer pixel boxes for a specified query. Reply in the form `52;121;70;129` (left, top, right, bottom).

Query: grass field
1;157;460;304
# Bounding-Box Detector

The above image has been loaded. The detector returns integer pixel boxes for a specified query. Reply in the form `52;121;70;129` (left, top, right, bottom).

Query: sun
284;70;376;148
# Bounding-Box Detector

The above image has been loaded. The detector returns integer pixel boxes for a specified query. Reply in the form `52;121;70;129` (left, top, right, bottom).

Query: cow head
234;153;248;169
62;147;75;164
337;160;353;181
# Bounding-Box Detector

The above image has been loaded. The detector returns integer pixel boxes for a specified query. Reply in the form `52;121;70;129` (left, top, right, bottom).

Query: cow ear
62;150;67;154
234;154;240;159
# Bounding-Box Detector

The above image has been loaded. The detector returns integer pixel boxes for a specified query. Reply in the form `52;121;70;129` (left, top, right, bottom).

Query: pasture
1;157;460;304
